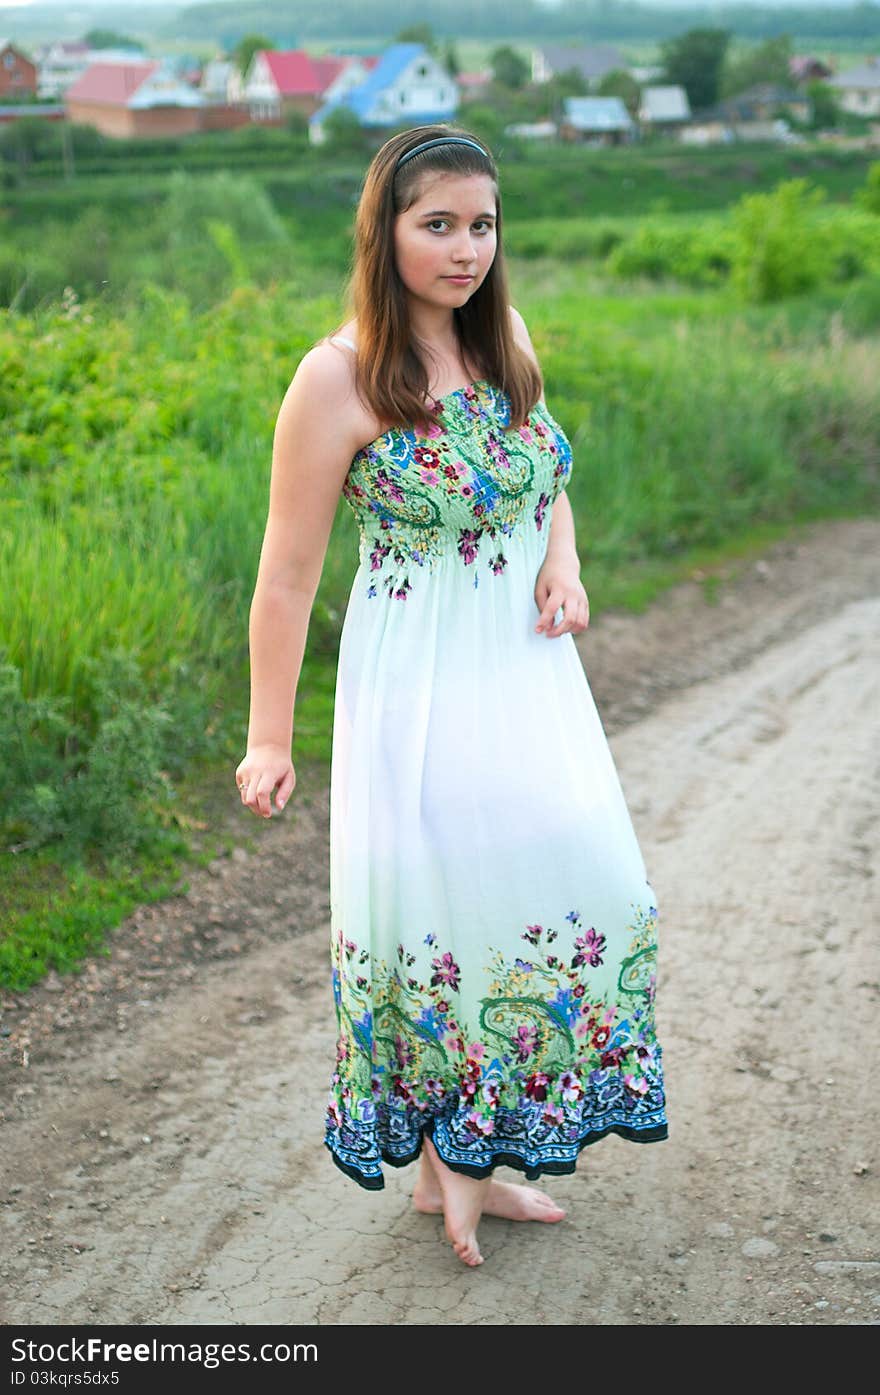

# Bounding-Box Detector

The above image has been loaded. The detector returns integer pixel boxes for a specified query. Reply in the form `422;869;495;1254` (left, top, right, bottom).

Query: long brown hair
320;123;543;435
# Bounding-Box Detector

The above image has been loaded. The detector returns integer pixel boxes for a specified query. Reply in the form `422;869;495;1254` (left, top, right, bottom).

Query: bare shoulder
508;305;540;372
276;332;364;451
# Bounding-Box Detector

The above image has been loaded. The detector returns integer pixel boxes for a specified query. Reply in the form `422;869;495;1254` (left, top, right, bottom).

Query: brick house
65;61;205;138
0;39;37;99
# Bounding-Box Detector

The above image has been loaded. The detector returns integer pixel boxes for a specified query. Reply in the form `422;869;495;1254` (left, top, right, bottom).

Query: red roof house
65;60;206;138
243;49;379;121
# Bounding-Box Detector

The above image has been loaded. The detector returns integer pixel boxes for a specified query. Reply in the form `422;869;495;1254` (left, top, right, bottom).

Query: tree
84;29;140;50
551;67;590;98
455;104;506;152
720;35;794;99
442;41;460;79
285;109;309;139
856;161;880;215
806;79;841;131
396;24;438;57
658;28;732;113
490;45;529;91
528;68;589;124
322;106;366;156
597;68;641;118
233;34;275;78
0;115;57;169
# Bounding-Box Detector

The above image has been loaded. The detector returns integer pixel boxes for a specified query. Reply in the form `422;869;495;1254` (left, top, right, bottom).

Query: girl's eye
427;220;492;233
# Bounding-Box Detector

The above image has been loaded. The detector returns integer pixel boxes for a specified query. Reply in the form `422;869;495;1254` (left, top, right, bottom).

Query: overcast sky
0;0;870;9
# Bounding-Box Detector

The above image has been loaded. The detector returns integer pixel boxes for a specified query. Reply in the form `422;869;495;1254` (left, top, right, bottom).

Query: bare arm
543;489;579;570
509;304;589;638
238;346;364;814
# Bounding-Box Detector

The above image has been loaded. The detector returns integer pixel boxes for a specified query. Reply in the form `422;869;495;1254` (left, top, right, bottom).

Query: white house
309;43;457;145
826;57;880;118
36;41;145;99
34;40;90;98
199;59;235;104
638;85;691;135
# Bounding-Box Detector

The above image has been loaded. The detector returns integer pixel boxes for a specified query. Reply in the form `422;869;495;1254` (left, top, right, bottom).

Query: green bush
507;217;626;260
729;177;832;303
0;649;182;859
855;160;880;216
605;219;736;287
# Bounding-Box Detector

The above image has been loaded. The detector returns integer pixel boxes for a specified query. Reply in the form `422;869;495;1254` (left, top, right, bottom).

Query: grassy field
3;140;878;314
1;144;879;991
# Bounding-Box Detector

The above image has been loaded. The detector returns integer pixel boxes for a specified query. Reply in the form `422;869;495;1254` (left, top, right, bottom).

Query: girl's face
393;171;498;314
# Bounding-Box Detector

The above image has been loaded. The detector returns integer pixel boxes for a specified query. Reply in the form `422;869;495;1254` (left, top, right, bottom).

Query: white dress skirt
323;339;668;1189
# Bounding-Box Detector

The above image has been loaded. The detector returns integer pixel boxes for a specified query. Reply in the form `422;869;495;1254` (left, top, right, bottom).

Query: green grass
1;170;879;991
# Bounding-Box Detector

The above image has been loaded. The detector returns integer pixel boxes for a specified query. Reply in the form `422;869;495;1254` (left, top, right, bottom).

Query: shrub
605;219;736;287
729;177;831;303
855;160;880;216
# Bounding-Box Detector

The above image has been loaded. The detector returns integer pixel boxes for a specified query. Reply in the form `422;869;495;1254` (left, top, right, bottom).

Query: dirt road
2;516;878;1326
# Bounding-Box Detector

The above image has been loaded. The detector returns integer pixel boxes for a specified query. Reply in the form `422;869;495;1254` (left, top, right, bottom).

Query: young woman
236;124;668;1268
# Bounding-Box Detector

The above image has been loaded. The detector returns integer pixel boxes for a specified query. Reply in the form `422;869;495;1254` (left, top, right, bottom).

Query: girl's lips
445;275;474;283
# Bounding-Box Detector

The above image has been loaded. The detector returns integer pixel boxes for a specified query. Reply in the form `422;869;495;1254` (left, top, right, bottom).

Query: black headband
395;136;490;170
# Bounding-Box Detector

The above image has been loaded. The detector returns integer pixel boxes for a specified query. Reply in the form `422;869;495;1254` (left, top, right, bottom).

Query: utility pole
61;119;74;181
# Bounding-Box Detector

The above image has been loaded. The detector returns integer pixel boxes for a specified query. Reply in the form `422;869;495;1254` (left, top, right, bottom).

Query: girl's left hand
534;560;590;638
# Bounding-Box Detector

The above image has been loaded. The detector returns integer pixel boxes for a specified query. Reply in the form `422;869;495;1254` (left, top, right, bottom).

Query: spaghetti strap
331;335;357;352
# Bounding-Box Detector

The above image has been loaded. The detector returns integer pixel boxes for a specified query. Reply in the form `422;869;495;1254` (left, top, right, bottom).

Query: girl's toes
454;1237;483;1266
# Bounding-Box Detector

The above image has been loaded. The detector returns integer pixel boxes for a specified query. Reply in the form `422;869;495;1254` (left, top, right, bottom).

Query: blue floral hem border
326;1113;669;1191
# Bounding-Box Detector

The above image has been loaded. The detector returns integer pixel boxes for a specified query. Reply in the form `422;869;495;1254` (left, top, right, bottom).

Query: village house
637;85;692;138
789;55;834;85
629;62;665;86
65;60;206;139
531;43;629;88
242;49;379;123
826;56;880;117
504;119;557;141
456;70;493;101
198;58;235;104
558;96;635;146
680;86;810;147
309;43;458;145
731;83;812;123
34;40;92;98
0;39;37;99
35;41;149;100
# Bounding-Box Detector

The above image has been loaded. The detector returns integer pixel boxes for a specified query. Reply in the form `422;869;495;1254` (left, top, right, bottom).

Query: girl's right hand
235;745;296;819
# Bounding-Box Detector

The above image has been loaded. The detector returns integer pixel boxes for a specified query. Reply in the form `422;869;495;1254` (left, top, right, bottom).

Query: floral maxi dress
324;336;669;1188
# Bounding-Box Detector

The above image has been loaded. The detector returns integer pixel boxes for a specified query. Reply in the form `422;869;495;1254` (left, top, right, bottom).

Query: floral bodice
341;378;574;601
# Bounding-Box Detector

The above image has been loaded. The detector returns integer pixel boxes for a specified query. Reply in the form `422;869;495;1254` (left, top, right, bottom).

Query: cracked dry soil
1;515;879;1326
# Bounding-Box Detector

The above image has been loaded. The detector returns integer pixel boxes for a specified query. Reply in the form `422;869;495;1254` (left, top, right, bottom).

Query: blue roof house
309;43;458;145
559;96;636;145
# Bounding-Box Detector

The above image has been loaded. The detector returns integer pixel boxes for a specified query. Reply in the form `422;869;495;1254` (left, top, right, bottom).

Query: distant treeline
165;0;880;44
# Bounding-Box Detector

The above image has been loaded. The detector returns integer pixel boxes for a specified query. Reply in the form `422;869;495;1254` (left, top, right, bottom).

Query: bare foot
421;1134;490;1266
413;1137;567;1224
